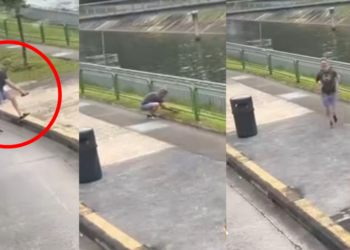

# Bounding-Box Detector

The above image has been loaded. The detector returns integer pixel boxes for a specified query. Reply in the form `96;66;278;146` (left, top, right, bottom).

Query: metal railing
227;0;350;14
80;0;224;17
0;17;79;47
227;0;336;11
80;62;225;121
20;7;79;27
226;42;350;99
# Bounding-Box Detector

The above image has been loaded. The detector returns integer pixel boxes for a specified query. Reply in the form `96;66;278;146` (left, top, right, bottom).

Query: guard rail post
113;73;120;100
39;22;45;43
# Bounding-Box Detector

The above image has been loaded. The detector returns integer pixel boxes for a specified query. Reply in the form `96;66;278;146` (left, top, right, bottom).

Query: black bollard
79;128;102;184
230;95;258;138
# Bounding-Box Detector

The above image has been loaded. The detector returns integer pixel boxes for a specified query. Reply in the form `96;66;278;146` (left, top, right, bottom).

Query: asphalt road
0;120;79;250
226;167;328;250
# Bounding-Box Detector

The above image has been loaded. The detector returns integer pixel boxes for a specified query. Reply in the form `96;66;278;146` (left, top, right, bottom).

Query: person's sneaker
0;128;3;133
330;121;334;128
147;114;152;118
19;113;30;120
21;92;29;97
333;115;338;123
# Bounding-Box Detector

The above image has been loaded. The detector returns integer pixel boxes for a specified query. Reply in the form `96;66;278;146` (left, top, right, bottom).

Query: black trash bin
79;128;102;184
230;95;258;138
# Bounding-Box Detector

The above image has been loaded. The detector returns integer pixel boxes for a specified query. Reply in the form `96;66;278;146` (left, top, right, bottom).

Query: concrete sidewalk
226;70;350;232
0;39;78;61
79;100;226;250
1;73;79;136
0;120;78;250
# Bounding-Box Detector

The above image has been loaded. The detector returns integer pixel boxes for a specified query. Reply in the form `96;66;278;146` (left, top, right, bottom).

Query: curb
226;144;350;250
0;110;78;152
80;203;153;250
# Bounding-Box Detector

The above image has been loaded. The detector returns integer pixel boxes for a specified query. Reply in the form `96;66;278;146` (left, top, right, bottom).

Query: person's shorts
140;102;159;111
322;93;337;108
0;90;9;105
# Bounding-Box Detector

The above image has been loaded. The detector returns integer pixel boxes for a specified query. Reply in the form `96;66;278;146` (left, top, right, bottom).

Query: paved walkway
226;167;327;250
0;39;78;61
1;73;79;136
79;99;225;250
0;120;78;250
226;70;350;232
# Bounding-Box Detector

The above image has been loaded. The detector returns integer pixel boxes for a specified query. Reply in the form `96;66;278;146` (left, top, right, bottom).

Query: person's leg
5;91;21;117
6;91;29;119
330;94;338;123
322;95;333;127
141;102;160;117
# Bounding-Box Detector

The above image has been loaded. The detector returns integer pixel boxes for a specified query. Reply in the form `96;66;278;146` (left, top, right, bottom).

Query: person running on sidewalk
141;89;169;118
316;58;339;128
0;59;30;120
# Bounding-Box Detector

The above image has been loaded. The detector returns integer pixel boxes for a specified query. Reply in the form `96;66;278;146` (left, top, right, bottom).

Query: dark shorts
0;90;9;105
322;93;337;108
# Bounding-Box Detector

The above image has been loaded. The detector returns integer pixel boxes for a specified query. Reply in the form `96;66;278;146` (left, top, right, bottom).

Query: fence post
4;19;8;37
190;87;200;121
63;24;70;46
79;69;85;95
39;22;45;43
240;49;246;70
294;60;300;83
267;54;272;75
113;74;120;100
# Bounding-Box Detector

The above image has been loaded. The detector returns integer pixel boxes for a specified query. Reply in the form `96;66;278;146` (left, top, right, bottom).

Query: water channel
80;31;226;83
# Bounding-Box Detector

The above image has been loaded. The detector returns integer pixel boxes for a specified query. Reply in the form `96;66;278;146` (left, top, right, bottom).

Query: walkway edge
79;203;153;250
226;144;350;250
0;110;78;151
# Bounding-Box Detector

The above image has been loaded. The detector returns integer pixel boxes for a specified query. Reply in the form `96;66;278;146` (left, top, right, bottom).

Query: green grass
0;48;79;82
0;15;79;48
226;59;350;102
80;84;226;133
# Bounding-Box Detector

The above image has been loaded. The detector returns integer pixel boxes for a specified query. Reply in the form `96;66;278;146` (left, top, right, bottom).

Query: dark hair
158;89;168;95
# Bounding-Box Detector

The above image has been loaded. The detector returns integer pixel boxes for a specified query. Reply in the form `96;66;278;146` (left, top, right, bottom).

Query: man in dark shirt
315;59;339;128
0;63;30;120
141;89;168;118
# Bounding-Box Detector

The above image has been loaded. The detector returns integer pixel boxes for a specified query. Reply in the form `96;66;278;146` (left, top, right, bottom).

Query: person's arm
315;73;321;92
5;78;27;95
160;102;168;109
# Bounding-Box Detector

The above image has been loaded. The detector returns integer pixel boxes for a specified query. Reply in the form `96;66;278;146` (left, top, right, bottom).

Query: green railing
0;18;79;48
79;67;225;122
227;42;350;102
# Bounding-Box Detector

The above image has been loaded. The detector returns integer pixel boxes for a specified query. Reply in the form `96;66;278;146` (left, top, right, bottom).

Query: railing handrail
80;0;225;17
227;42;350;68
81;67;225;94
80;62;225;90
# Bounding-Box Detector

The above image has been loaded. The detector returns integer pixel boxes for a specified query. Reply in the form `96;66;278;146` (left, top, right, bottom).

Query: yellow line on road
295;199;350;247
80;203;143;250
227;143;350;248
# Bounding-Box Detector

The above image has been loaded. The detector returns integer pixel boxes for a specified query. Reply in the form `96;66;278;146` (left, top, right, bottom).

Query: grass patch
0;15;79;48
0;48;79;82
80;84;226;133
226;58;350;102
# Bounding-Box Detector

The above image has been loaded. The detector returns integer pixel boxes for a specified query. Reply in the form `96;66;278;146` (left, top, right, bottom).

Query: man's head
158;89;168;98
321;58;329;71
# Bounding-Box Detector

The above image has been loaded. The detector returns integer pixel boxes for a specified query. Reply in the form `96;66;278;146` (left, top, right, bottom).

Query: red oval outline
0;40;62;149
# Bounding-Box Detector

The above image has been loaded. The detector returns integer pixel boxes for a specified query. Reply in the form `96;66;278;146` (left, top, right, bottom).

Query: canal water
80;31;226;83
227;19;350;63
